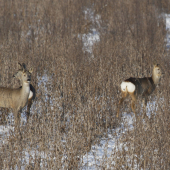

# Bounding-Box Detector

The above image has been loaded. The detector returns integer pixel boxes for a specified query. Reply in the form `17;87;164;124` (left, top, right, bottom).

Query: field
0;0;170;169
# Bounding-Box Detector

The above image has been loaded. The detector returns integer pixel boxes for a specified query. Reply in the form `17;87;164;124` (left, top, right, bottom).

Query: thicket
0;0;169;169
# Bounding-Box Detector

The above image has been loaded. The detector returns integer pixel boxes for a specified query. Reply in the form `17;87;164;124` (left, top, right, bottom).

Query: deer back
124;77;155;96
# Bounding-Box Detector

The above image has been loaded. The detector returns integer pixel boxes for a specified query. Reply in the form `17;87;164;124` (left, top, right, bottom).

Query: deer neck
21;82;30;97
152;71;160;85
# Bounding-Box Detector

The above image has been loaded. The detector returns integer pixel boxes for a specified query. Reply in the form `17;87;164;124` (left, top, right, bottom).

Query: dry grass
0;0;170;169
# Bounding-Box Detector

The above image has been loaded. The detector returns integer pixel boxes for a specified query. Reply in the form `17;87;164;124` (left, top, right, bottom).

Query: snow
165;14;170;48
0;10;169;170
82;29;100;54
166;14;170;29
81;8;100;54
81;99;160;169
82;112;134;169
80;13;168;169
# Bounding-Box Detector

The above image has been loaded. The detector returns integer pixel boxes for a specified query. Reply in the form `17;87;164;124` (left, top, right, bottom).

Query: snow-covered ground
82;28;100;54
165;14;170;48
81;100;159;169
81;13;170;170
0;11;169;170
82;112;134;169
82;8;100;54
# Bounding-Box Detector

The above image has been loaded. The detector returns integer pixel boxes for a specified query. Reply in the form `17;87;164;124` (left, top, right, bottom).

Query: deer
0;63;33;128
117;64;162;118
16;63;36;121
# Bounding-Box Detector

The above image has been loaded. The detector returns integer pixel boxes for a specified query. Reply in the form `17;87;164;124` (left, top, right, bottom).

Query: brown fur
17;63;35;121
0;63;33;128
117;64;162;118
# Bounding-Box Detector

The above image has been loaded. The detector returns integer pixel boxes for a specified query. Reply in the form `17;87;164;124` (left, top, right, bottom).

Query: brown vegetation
0;0;169;169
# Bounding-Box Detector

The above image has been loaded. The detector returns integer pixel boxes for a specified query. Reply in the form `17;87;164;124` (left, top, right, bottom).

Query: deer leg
117;91;128;118
129;92;136;115
13;110;18;125
131;100;135;112
142;90;148;118
13;109;23;139
26;99;32;122
13;109;21;131
142;96;148;118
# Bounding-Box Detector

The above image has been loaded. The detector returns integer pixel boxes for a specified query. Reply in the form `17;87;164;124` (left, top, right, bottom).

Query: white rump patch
121;81;135;93
121;82;127;92
28;90;33;99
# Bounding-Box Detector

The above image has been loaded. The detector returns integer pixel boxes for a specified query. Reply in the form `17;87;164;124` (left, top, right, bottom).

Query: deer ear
22;63;26;69
29;68;33;73
18;62;26;72
153;64;160;68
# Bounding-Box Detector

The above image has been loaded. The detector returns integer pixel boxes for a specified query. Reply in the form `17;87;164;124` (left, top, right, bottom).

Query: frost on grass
81;99;163;169
165;14;170;48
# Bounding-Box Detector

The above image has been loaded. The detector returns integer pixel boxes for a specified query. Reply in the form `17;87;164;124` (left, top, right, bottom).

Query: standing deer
0;63;33;127
16;63;35;121
117;64;162;118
